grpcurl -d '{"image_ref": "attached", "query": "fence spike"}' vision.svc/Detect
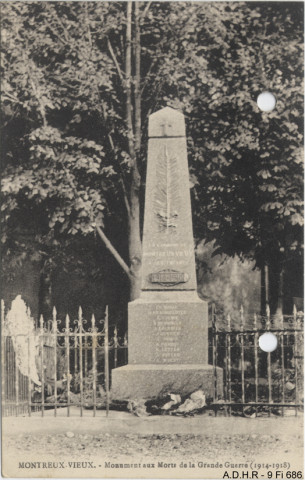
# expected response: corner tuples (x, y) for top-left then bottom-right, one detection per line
(1, 299), (5, 325)
(227, 314), (231, 331)
(293, 304), (297, 319)
(52, 307), (57, 333)
(65, 314), (70, 330)
(254, 313), (257, 330)
(114, 326), (118, 347)
(266, 303), (270, 318)
(294, 306), (301, 328)
(39, 314), (44, 331)
(78, 307), (83, 331)
(211, 303), (216, 329)
(266, 304), (271, 329)
(91, 313), (96, 329)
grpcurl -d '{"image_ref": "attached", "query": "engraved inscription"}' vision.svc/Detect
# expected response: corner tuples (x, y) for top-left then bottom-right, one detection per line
(148, 269), (189, 286)
(143, 241), (193, 269)
(154, 146), (180, 233)
(128, 300), (208, 365)
(150, 304), (184, 364)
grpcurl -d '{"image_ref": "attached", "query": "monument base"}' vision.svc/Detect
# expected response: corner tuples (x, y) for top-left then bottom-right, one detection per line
(111, 364), (223, 400)
(127, 291), (209, 364)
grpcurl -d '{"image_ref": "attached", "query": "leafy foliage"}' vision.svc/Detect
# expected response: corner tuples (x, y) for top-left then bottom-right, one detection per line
(1, 2), (303, 308)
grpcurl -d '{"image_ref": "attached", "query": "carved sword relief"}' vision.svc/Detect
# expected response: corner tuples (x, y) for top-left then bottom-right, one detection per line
(154, 145), (180, 233)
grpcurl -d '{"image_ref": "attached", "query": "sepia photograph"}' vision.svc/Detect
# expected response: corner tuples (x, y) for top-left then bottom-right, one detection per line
(1, 1), (304, 478)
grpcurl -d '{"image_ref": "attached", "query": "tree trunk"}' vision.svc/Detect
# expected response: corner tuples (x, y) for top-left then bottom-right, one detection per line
(128, 196), (142, 300)
(126, 1), (142, 301)
(134, 1), (141, 154)
(261, 264), (269, 315)
(275, 267), (284, 317)
(95, 2), (143, 301)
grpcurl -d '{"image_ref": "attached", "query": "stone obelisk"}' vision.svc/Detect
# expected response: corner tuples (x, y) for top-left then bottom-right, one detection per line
(111, 107), (222, 399)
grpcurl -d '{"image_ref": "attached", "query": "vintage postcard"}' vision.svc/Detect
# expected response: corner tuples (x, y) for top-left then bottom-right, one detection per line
(1, 1), (304, 479)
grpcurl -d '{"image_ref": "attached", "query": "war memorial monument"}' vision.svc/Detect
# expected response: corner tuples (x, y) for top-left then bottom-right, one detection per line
(112, 107), (223, 399)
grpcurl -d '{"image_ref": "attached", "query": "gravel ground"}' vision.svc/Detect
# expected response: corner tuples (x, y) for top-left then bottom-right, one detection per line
(3, 430), (303, 462)
(3, 413), (303, 478)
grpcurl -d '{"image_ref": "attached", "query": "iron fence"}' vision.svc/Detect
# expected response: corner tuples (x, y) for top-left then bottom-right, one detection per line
(2, 336), (30, 416)
(1, 303), (127, 417)
(210, 304), (304, 416)
(2, 300), (303, 417)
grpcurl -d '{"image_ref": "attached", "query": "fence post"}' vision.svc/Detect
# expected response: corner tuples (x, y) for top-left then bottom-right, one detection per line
(266, 304), (272, 416)
(280, 313), (285, 416)
(65, 314), (71, 417)
(104, 306), (110, 417)
(91, 314), (97, 418)
(40, 314), (45, 417)
(74, 324), (78, 376)
(240, 305), (245, 405)
(224, 318), (228, 413)
(212, 303), (218, 413)
(84, 336), (88, 378)
(227, 314), (232, 416)
(293, 304), (298, 416)
(114, 327), (118, 369)
(1, 300), (6, 416)
(15, 331), (19, 417)
(27, 330), (32, 417)
(254, 313), (259, 417)
(124, 333), (128, 364)
(52, 307), (57, 417)
(78, 306), (83, 417)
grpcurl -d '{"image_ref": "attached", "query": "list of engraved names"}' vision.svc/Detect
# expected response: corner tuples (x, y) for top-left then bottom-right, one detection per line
(151, 304), (184, 363)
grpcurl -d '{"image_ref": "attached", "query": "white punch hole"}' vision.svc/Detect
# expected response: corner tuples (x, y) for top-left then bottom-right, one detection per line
(259, 332), (278, 352)
(257, 91), (276, 112)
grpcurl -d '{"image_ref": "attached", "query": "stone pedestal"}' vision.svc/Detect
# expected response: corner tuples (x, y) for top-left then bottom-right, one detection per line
(111, 364), (222, 400)
(111, 292), (223, 399)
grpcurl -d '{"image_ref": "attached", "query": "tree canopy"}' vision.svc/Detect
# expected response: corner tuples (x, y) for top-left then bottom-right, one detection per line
(1, 1), (303, 313)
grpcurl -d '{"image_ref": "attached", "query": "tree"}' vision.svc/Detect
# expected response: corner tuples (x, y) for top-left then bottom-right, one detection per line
(185, 2), (304, 315)
(1, 2), (303, 314)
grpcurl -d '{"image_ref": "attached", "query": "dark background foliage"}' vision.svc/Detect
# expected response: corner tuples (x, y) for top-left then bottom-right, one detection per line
(1, 1), (303, 322)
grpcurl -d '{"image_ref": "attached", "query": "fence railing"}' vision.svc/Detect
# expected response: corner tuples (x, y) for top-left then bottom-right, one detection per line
(2, 300), (303, 417)
(2, 304), (127, 417)
(210, 304), (304, 416)
(2, 336), (31, 417)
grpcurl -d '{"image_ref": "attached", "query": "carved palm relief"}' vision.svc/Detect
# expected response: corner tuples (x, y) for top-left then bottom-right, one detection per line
(154, 145), (180, 233)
